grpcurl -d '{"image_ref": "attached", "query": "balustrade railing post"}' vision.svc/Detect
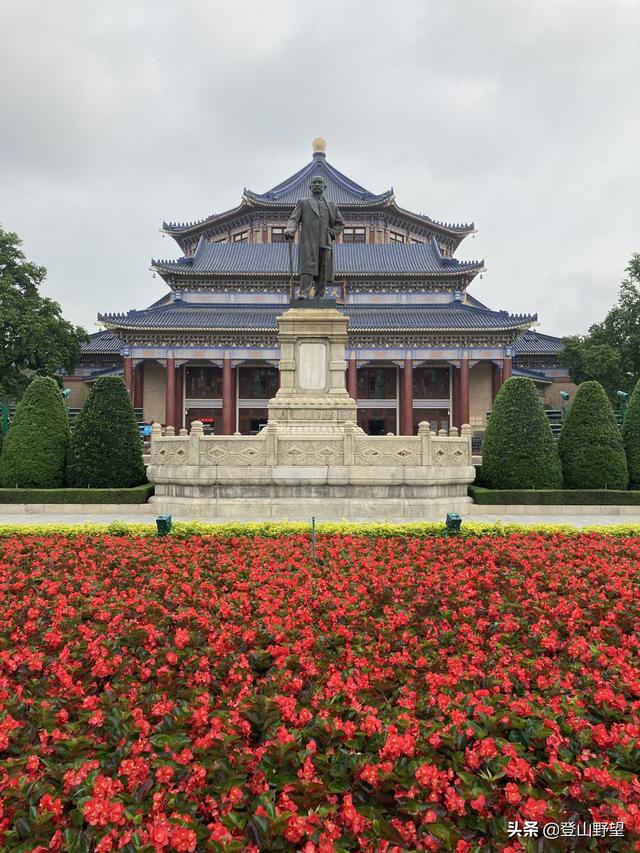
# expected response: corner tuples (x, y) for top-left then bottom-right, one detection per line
(189, 420), (203, 466)
(265, 420), (278, 466)
(418, 421), (431, 466)
(343, 420), (356, 466)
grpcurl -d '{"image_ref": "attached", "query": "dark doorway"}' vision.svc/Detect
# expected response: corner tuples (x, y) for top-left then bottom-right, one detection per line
(357, 408), (397, 435)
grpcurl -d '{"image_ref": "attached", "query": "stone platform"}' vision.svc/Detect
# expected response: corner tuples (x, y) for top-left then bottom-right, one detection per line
(147, 305), (475, 521)
(147, 419), (474, 520)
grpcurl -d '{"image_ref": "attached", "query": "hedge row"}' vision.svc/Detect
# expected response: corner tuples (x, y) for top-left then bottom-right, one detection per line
(1, 520), (640, 538)
(469, 485), (640, 505)
(0, 376), (146, 489)
(481, 377), (638, 490)
(0, 484), (154, 504)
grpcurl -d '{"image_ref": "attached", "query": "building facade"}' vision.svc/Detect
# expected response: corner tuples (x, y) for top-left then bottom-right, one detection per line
(72, 139), (571, 434)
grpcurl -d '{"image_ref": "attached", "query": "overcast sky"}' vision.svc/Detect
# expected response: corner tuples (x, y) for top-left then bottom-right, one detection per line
(1, 0), (639, 338)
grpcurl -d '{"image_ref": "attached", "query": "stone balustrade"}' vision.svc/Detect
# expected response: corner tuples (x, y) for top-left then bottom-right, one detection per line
(150, 420), (472, 470)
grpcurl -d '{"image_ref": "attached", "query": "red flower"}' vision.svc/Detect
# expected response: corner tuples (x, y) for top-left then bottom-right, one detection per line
(169, 826), (197, 852)
(504, 783), (522, 804)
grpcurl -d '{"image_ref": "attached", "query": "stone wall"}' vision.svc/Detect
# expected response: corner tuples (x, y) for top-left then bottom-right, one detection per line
(62, 377), (91, 408)
(543, 379), (578, 409)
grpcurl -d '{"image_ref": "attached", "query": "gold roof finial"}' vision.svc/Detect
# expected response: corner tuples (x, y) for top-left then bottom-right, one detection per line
(312, 137), (326, 154)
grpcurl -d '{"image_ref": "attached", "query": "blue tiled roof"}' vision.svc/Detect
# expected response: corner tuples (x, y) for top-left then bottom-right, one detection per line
(98, 302), (536, 333)
(514, 330), (563, 356)
(163, 154), (474, 235)
(153, 240), (483, 277)
(243, 152), (393, 207)
(81, 330), (122, 354)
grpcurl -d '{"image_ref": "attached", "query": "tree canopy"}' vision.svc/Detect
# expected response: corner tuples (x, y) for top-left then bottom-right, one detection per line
(0, 376), (70, 488)
(622, 379), (640, 488)
(558, 380), (628, 489)
(0, 225), (87, 402)
(66, 377), (146, 488)
(559, 254), (640, 400)
(480, 377), (562, 489)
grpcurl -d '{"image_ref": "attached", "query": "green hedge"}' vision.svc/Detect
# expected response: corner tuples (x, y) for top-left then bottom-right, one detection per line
(622, 378), (640, 487)
(558, 380), (628, 489)
(469, 485), (640, 505)
(0, 376), (70, 488)
(480, 377), (562, 489)
(1, 520), (640, 538)
(67, 376), (146, 488)
(0, 484), (154, 504)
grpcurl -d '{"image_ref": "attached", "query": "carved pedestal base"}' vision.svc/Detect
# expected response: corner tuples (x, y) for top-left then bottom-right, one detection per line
(147, 306), (476, 521)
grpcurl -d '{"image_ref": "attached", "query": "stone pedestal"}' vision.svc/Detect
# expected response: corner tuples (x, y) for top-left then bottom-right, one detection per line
(267, 306), (360, 433)
(147, 305), (475, 521)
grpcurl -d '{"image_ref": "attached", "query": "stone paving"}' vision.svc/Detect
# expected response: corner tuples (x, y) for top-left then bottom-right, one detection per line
(0, 511), (637, 528)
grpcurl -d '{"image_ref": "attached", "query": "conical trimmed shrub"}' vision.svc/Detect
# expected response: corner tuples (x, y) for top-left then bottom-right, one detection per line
(480, 377), (562, 489)
(66, 376), (146, 488)
(558, 380), (628, 489)
(622, 379), (640, 488)
(0, 376), (70, 488)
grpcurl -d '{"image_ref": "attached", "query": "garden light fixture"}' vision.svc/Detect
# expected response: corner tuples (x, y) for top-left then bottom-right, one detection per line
(445, 512), (462, 535)
(156, 515), (172, 535)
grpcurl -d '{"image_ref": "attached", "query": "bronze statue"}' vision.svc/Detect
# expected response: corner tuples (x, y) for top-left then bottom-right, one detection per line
(284, 175), (344, 299)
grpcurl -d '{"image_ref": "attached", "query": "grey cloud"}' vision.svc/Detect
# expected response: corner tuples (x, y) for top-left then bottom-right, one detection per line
(1, 0), (638, 336)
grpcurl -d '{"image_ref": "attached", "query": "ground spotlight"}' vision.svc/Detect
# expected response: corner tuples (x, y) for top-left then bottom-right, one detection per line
(156, 515), (172, 535)
(445, 512), (462, 536)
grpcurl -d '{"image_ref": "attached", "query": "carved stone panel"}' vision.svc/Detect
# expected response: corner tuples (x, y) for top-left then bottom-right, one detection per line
(431, 439), (470, 466)
(277, 439), (342, 466)
(154, 442), (189, 466)
(200, 439), (266, 466)
(298, 342), (327, 391)
(354, 437), (420, 467)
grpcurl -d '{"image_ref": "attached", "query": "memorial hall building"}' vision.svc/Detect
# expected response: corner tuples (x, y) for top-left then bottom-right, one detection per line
(72, 139), (571, 436)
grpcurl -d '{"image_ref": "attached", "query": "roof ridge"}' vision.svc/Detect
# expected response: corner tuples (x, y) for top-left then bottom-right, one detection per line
(244, 156), (393, 205)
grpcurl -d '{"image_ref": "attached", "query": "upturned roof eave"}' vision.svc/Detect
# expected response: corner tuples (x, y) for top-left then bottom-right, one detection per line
(161, 201), (249, 237)
(241, 191), (395, 207)
(162, 196), (476, 236)
(149, 265), (486, 280)
(389, 203), (475, 238)
(97, 319), (536, 335)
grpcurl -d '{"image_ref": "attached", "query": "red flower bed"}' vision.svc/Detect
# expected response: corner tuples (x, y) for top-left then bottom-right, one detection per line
(0, 532), (639, 851)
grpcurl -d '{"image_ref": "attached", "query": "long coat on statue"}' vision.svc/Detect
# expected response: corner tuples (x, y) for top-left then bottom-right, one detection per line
(286, 196), (345, 278)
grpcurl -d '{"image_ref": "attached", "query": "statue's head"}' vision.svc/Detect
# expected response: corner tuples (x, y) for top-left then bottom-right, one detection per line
(309, 175), (326, 195)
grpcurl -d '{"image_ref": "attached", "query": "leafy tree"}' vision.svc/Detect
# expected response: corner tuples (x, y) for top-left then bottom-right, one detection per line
(559, 254), (640, 399)
(481, 377), (562, 489)
(558, 380), (628, 489)
(0, 376), (70, 488)
(622, 379), (640, 488)
(67, 377), (146, 488)
(0, 225), (87, 401)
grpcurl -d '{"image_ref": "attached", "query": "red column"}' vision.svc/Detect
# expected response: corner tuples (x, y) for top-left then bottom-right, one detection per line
(503, 356), (513, 382)
(402, 358), (413, 435)
(230, 366), (237, 433)
(491, 362), (503, 401)
(459, 358), (470, 426)
(133, 362), (144, 409)
(174, 366), (184, 431)
(124, 356), (134, 400)
(347, 358), (357, 398)
(222, 358), (233, 435)
(165, 356), (175, 427)
(451, 366), (460, 429)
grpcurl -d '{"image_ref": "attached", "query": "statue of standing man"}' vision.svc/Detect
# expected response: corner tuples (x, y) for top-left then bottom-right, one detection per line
(284, 175), (344, 299)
